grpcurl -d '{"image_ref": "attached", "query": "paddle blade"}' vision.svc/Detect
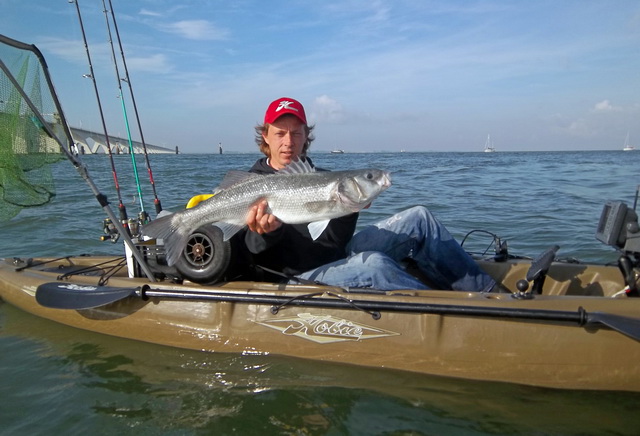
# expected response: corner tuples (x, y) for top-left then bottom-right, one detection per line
(588, 311), (640, 342)
(36, 282), (137, 309)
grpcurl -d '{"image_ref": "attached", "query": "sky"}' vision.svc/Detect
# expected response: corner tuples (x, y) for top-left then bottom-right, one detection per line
(2, 0), (640, 153)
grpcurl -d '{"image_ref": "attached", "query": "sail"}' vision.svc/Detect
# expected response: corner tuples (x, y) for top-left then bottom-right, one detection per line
(623, 132), (634, 151)
(0, 35), (66, 221)
(483, 134), (495, 152)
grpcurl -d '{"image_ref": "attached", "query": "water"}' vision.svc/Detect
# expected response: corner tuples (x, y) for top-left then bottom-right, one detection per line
(2, 151), (640, 435)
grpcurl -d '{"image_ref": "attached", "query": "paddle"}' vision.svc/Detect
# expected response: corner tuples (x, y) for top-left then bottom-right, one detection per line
(35, 282), (640, 341)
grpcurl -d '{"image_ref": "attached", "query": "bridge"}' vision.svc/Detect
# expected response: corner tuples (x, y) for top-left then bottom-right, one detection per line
(70, 126), (177, 154)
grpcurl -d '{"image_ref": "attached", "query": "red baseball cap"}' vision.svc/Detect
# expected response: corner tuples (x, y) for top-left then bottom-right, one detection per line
(264, 97), (307, 124)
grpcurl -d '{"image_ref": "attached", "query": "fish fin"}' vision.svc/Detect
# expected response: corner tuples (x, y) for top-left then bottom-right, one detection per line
(141, 214), (176, 242)
(142, 214), (190, 266)
(214, 222), (246, 241)
(216, 171), (262, 190)
(307, 220), (330, 240)
(279, 158), (315, 174)
(156, 209), (173, 218)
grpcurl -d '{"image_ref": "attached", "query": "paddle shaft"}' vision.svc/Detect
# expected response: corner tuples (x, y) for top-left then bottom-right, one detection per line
(142, 288), (640, 340)
(142, 288), (587, 324)
(35, 282), (640, 340)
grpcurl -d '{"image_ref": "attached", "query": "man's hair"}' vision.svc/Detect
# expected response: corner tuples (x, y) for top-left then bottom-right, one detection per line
(254, 119), (315, 158)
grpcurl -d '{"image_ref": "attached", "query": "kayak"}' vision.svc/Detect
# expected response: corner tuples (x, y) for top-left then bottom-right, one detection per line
(1, 251), (638, 392)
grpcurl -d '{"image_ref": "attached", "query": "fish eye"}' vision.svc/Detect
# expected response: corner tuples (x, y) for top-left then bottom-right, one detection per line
(365, 172), (374, 180)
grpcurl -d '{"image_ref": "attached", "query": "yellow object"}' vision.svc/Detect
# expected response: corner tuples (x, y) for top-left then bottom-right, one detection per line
(186, 194), (214, 209)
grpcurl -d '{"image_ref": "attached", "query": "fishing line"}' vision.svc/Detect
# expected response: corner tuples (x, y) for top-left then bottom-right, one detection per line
(70, 0), (129, 229)
(107, 0), (163, 216)
(100, 0), (147, 222)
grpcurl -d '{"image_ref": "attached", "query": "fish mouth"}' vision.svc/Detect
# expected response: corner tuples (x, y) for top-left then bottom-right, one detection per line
(381, 171), (392, 188)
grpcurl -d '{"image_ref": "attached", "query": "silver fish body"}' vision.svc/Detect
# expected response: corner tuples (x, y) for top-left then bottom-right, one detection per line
(142, 161), (391, 266)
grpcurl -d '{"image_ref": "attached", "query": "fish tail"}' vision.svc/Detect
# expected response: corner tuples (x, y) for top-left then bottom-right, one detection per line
(141, 214), (190, 266)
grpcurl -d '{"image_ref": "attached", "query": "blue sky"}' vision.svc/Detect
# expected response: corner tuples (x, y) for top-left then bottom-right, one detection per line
(2, 0), (640, 153)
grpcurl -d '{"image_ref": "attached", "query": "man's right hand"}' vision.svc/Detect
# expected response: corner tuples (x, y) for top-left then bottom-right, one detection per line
(247, 200), (283, 234)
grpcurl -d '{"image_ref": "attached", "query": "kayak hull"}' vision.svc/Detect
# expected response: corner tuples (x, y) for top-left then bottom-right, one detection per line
(1, 255), (638, 391)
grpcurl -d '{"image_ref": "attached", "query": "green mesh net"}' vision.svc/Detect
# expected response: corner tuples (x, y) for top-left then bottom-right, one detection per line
(0, 36), (66, 221)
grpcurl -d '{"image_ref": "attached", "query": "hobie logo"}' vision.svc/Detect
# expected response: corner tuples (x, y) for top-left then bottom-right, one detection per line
(59, 284), (97, 291)
(276, 100), (299, 113)
(256, 313), (400, 344)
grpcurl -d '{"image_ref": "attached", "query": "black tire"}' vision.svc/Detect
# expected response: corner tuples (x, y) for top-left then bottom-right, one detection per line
(175, 225), (231, 284)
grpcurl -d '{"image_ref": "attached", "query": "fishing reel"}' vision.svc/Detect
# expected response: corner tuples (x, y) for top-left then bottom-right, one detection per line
(100, 218), (120, 243)
(127, 211), (150, 239)
(100, 211), (149, 243)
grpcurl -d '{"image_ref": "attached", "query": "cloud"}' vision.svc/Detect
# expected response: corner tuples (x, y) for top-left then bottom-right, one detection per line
(38, 37), (91, 64)
(312, 95), (347, 123)
(126, 54), (171, 73)
(592, 99), (622, 112)
(164, 20), (229, 41)
(139, 9), (162, 17)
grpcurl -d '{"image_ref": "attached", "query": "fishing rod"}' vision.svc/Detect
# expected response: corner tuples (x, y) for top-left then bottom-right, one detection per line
(100, 0), (148, 222)
(107, 0), (163, 215)
(70, 0), (129, 230)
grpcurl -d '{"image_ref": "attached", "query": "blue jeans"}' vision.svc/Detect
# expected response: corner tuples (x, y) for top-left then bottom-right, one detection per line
(294, 206), (495, 292)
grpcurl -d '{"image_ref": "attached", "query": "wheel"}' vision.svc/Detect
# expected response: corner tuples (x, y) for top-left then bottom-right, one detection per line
(175, 224), (231, 284)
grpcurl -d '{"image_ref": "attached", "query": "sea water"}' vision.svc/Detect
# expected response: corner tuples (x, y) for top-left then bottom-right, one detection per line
(1, 151), (640, 435)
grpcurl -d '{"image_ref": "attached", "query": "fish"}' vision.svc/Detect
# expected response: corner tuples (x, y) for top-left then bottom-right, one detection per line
(142, 159), (392, 266)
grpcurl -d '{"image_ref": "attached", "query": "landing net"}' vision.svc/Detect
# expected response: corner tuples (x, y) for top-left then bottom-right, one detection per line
(0, 34), (157, 280)
(0, 35), (67, 221)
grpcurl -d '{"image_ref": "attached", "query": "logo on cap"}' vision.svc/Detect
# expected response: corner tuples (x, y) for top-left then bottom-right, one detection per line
(276, 100), (299, 113)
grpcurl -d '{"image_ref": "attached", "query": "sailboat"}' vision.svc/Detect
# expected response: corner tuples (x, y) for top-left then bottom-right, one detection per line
(623, 132), (635, 151)
(484, 134), (496, 152)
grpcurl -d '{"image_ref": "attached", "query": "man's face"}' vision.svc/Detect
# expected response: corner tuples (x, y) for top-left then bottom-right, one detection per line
(263, 115), (307, 170)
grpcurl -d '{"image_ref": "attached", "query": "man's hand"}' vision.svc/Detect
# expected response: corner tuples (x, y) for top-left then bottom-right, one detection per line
(247, 200), (282, 234)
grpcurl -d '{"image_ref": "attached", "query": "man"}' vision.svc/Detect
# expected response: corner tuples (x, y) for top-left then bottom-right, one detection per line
(229, 97), (496, 292)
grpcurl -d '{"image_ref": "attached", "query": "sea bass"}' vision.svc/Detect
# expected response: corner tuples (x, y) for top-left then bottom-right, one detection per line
(142, 159), (392, 266)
